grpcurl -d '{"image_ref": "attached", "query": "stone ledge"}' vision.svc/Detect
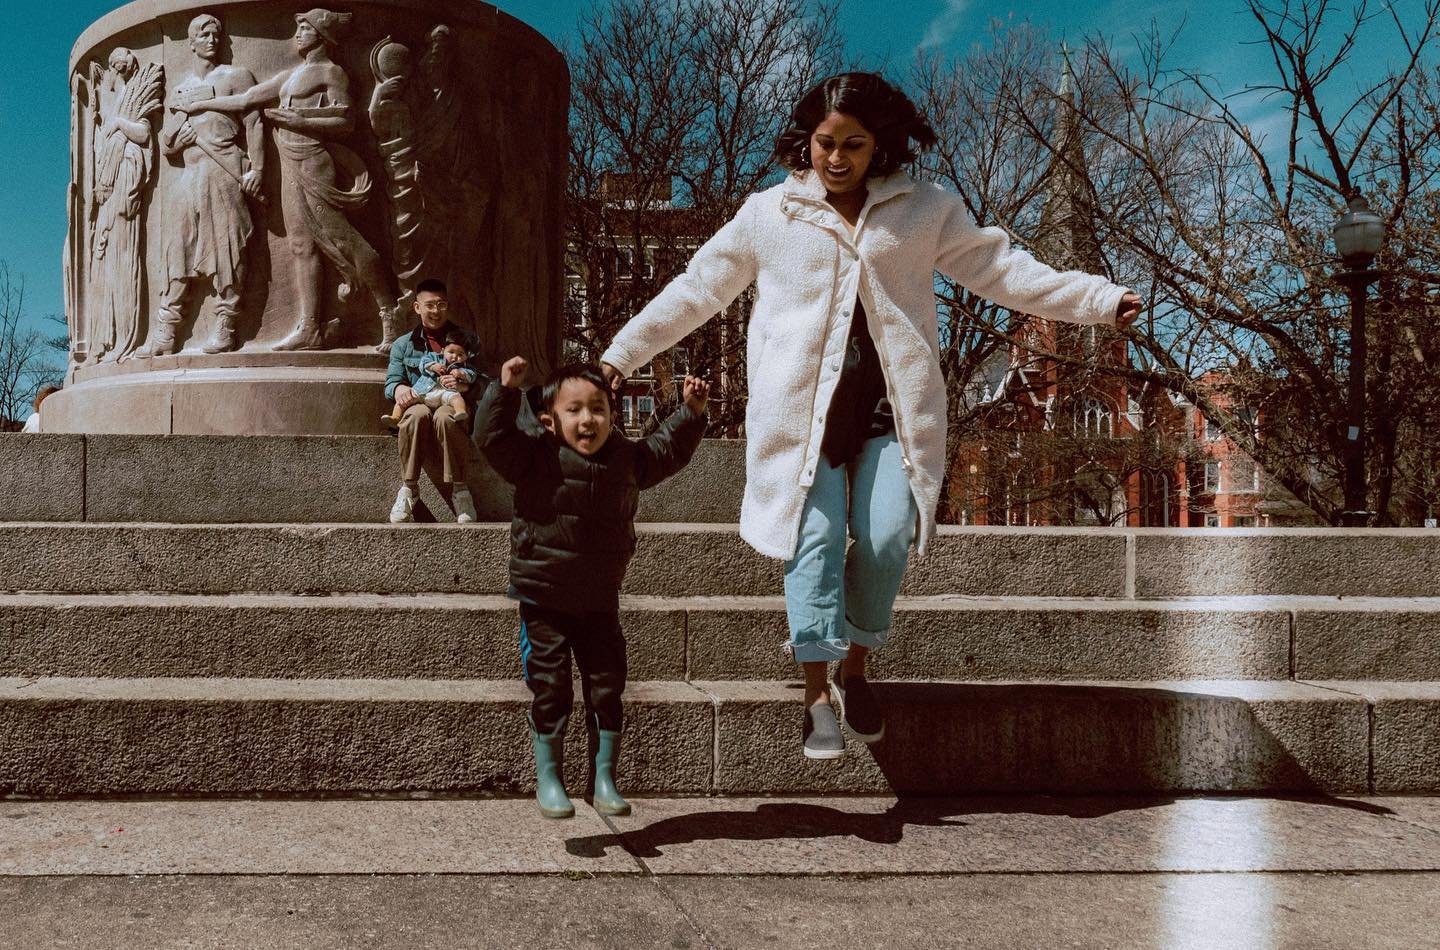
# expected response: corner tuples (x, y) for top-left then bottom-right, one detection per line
(1306, 681), (1440, 793)
(1294, 606), (1440, 680)
(0, 435), (85, 521)
(0, 592), (1313, 682)
(1135, 530), (1440, 597)
(0, 524), (1122, 598)
(0, 677), (1381, 796)
(0, 678), (713, 798)
(0, 433), (745, 525)
(696, 679), (1371, 795)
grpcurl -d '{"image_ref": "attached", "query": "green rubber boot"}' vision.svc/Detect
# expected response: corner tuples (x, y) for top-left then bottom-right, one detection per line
(591, 726), (632, 817)
(530, 726), (575, 820)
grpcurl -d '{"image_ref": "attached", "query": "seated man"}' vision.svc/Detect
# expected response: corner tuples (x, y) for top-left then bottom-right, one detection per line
(383, 278), (488, 523)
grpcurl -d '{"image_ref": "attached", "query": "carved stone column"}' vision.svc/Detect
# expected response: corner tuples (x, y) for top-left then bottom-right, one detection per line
(46, 0), (565, 435)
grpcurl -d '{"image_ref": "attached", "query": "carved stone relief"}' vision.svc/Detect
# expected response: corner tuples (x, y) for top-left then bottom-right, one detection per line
(88, 50), (164, 363)
(63, 1), (563, 374)
(141, 13), (265, 357)
(181, 9), (404, 352)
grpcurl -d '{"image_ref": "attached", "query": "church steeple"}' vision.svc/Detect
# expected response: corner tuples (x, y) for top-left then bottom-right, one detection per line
(1036, 44), (1103, 274)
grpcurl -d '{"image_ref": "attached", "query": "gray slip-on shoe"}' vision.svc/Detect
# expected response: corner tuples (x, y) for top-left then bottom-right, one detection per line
(832, 667), (885, 744)
(803, 702), (845, 760)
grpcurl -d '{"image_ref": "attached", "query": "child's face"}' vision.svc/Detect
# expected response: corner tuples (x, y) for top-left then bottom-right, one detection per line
(443, 343), (467, 364)
(542, 378), (614, 456)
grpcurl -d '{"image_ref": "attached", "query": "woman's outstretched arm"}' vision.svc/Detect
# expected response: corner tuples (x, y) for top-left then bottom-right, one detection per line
(601, 196), (759, 381)
(932, 184), (1131, 327)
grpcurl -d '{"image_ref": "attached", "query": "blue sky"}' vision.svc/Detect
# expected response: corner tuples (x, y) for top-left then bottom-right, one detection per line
(0, 0), (1428, 332)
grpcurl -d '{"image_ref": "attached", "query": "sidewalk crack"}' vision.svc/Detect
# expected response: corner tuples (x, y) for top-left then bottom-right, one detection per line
(600, 813), (718, 950)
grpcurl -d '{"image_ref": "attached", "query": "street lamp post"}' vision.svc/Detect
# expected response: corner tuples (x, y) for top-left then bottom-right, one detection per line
(1332, 193), (1387, 527)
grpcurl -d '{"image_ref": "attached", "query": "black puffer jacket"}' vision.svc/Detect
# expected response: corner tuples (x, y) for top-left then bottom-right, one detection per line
(476, 380), (707, 612)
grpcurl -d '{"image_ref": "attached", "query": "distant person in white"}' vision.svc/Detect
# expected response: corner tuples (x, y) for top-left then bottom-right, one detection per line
(21, 386), (60, 433)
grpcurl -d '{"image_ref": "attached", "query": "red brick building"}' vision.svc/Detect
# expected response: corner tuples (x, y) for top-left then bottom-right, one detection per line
(946, 60), (1298, 528)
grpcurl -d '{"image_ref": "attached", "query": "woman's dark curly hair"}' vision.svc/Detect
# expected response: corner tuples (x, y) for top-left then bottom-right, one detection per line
(773, 72), (937, 178)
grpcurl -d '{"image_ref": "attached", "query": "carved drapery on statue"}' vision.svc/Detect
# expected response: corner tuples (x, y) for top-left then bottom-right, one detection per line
(145, 12), (264, 357)
(56, 0), (564, 437)
(367, 24), (490, 330)
(89, 52), (162, 362)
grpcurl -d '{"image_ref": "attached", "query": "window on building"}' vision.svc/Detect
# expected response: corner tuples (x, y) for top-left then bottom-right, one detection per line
(1008, 472), (1032, 526)
(637, 395), (654, 419)
(615, 247), (636, 278)
(1079, 397), (1112, 438)
(1230, 456), (1259, 493)
(1204, 512), (1221, 528)
(1232, 515), (1257, 527)
(1205, 461), (1221, 494)
(1126, 396), (1144, 431)
(1236, 406), (1258, 437)
(1205, 416), (1222, 441)
(620, 396), (634, 428)
(1141, 470), (1172, 527)
(672, 347), (690, 377)
(633, 361), (654, 379)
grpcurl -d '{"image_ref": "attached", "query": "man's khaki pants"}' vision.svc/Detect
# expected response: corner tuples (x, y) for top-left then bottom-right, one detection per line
(398, 402), (469, 486)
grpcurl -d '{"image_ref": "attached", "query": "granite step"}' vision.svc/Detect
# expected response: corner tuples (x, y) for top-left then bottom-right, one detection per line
(3, 523), (1439, 599)
(5, 592), (1440, 682)
(0, 523), (1128, 598)
(1, 677), (1435, 796)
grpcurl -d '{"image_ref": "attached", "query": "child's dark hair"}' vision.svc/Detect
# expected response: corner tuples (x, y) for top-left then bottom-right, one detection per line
(773, 72), (937, 178)
(443, 330), (468, 350)
(541, 362), (615, 411)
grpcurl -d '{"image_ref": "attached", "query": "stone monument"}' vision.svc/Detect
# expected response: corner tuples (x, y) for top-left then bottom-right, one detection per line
(47, 1), (566, 435)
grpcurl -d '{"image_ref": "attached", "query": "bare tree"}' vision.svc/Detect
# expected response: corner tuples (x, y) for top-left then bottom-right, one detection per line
(564, 0), (842, 434)
(0, 261), (64, 429)
(915, 2), (1440, 525)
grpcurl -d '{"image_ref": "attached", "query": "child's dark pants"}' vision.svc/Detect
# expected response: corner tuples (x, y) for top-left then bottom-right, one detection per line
(519, 602), (627, 736)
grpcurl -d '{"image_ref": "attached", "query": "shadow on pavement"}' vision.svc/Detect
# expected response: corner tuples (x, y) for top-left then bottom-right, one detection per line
(565, 792), (1394, 860)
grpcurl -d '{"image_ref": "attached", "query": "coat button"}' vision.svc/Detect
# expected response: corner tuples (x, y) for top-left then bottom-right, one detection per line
(829, 360), (840, 371)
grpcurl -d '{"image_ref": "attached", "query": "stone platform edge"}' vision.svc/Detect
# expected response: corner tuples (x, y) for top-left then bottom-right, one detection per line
(0, 433), (747, 525)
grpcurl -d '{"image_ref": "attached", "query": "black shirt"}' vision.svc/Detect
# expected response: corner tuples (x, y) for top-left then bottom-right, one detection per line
(820, 298), (895, 467)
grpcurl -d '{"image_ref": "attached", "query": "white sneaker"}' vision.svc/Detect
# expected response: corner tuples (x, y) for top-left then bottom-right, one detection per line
(389, 485), (417, 523)
(452, 486), (477, 524)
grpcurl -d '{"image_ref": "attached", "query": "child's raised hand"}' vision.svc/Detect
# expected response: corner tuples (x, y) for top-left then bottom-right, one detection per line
(500, 356), (528, 389)
(683, 376), (710, 414)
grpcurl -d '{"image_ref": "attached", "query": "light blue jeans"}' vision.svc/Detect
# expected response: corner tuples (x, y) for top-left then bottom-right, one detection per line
(783, 433), (917, 663)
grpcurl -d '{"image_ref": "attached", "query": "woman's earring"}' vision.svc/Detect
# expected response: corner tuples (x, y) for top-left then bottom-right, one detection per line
(800, 145), (811, 167)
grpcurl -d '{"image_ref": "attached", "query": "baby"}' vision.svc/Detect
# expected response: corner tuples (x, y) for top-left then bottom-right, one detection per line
(382, 339), (476, 427)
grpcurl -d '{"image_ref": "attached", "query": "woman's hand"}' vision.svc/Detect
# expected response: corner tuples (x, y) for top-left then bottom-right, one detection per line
(601, 361), (625, 394)
(1115, 292), (1143, 329)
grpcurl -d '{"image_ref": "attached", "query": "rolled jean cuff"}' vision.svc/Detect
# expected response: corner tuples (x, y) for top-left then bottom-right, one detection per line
(785, 635), (851, 664)
(844, 617), (890, 651)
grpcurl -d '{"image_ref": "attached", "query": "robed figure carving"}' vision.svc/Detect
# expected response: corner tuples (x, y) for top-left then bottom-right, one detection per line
(368, 25), (490, 341)
(87, 49), (162, 363)
(181, 8), (403, 351)
(141, 13), (265, 357)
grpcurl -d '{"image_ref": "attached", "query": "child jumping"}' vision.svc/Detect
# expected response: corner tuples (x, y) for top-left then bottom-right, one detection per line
(476, 357), (709, 818)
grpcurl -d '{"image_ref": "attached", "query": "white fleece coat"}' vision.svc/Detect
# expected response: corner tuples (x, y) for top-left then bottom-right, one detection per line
(602, 170), (1130, 560)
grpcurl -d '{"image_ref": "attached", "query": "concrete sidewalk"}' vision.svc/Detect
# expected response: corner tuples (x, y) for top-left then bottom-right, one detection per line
(4, 795), (1439, 949)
